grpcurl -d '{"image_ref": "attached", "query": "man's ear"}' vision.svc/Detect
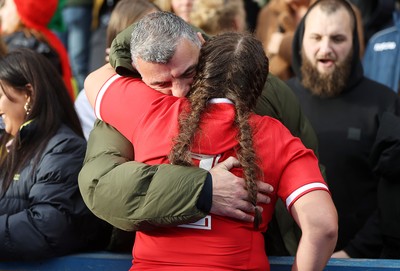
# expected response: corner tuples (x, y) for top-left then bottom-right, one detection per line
(197, 32), (206, 45)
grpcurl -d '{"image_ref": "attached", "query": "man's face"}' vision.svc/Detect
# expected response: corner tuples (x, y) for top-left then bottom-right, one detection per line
(135, 38), (200, 98)
(302, 6), (353, 75)
(301, 47), (352, 97)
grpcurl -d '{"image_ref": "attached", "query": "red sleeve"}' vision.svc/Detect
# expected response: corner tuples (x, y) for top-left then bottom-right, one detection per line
(254, 116), (329, 212)
(94, 75), (164, 140)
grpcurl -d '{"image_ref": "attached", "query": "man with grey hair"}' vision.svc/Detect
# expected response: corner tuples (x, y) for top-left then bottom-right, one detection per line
(79, 11), (322, 256)
(128, 11), (202, 98)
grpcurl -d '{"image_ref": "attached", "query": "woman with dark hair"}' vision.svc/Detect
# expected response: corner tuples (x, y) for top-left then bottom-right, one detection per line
(86, 31), (337, 270)
(0, 49), (110, 260)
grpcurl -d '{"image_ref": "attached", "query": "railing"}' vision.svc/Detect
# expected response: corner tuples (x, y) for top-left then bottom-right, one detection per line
(1, 253), (400, 270)
(270, 256), (400, 271)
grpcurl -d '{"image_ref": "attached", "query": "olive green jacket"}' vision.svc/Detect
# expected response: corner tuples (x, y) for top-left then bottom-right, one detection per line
(79, 119), (209, 232)
(78, 23), (323, 254)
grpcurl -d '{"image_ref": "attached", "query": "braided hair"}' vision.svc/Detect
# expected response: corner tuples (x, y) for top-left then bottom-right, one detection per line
(169, 32), (269, 229)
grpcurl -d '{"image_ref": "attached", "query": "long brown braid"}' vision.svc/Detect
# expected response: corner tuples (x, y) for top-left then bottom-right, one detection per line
(169, 32), (269, 229)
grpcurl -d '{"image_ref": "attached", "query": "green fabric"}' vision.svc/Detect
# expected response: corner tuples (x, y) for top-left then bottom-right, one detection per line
(78, 120), (208, 232)
(108, 23), (138, 77)
(65, 0), (94, 6)
(48, 0), (67, 33)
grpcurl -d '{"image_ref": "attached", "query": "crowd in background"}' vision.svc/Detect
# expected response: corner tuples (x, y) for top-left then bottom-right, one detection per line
(0, 0), (400, 267)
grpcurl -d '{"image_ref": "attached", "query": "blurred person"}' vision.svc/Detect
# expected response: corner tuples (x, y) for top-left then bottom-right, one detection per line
(87, 0), (119, 72)
(255, 0), (364, 80)
(151, 0), (194, 22)
(244, 0), (262, 32)
(75, 0), (159, 140)
(104, 0), (159, 62)
(58, 0), (94, 91)
(255, 0), (310, 80)
(370, 112), (400, 259)
(287, 0), (400, 258)
(363, 9), (400, 94)
(0, 49), (111, 261)
(349, 0), (396, 45)
(86, 29), (337, 270)
(189, 0), (247, 36)
(0, 0), (76, 100)
(187, 0), (261, 33)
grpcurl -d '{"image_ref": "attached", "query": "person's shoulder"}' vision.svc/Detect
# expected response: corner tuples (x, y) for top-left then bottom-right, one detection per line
(263, 74), (296, 97)
(361, 76), (397, 96)
(369, 25), (399, 43)
(355, 77), (399, 106)
(365, 24), (399, 57)
(47, 125), (86, 152)
(37, 125), (86, 176)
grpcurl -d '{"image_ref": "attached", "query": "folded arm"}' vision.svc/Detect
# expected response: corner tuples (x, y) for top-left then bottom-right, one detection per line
(78, 120), (211, 231)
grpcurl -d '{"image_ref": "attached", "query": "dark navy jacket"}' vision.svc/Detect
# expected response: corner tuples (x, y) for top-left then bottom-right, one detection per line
(0, 124), (110, 261)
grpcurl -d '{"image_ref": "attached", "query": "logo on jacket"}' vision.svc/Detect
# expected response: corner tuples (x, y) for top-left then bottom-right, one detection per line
(374, 41), (396, 52)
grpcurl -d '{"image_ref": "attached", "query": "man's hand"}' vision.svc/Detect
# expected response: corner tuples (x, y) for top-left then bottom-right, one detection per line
(209, 156), (273, 222)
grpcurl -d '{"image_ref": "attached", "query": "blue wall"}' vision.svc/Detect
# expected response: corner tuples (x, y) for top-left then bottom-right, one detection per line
(1, 253), (400, 270)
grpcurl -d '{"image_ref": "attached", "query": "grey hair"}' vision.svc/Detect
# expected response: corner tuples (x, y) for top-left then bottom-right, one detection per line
(130, 11), (202, 65)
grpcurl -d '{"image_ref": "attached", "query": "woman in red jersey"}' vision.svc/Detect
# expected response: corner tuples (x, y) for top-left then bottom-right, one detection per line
(86, 30), (337, 270)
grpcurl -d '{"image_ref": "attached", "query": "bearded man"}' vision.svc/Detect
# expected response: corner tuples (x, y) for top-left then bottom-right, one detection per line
(287, 0), (400, 259)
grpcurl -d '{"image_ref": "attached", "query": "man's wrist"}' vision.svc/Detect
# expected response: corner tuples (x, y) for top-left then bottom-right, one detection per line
(195, 172), (212, 213)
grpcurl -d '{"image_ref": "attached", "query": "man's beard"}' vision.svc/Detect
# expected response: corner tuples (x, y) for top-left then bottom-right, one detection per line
(300, 49), (353, 97)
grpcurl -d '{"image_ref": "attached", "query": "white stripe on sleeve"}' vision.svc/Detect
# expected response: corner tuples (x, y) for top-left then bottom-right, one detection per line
(286, 182), (329, 209)
(94, 74), (121, 120)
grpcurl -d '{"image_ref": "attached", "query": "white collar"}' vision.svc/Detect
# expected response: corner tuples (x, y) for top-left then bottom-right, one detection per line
(208, 98), (233, 104)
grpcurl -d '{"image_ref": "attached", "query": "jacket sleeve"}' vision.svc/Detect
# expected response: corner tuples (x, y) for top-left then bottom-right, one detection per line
(344, 112), (400, 258)
(370, 111), (400, 180)
(108, 23), (140, 77)
(0, 133), (88, 260)
(78, 120), (209, 232)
